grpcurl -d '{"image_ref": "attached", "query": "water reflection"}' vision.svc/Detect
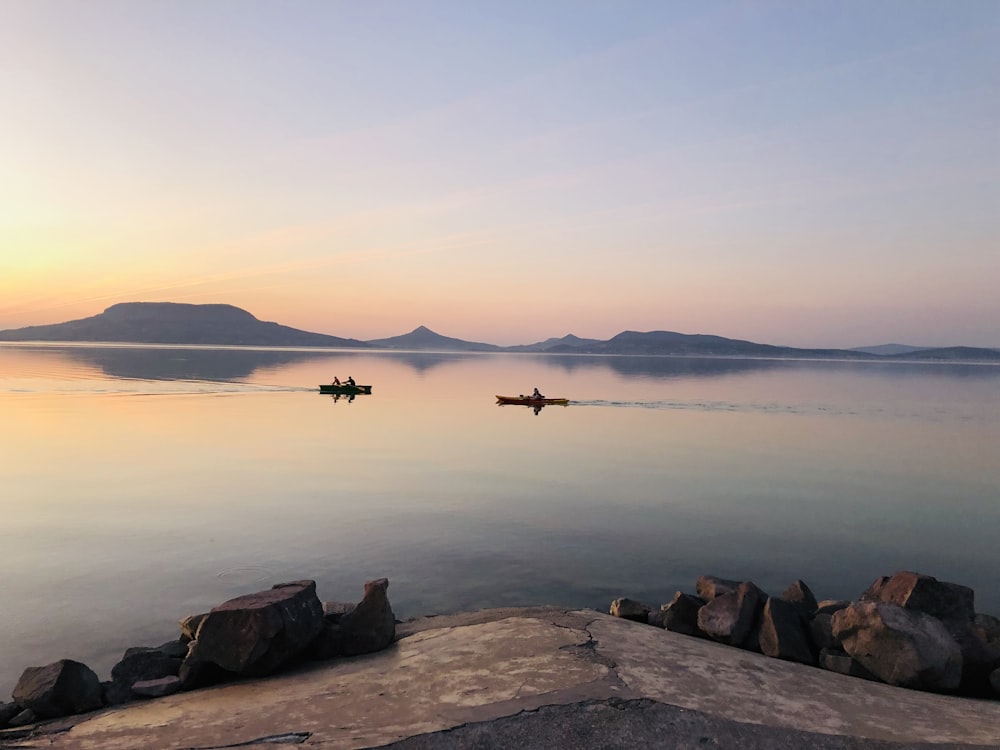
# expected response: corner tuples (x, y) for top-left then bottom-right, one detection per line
(5, 344), (999, 385)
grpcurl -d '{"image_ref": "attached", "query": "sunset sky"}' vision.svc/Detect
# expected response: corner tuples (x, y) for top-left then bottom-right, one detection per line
(2, 0), (998, 347)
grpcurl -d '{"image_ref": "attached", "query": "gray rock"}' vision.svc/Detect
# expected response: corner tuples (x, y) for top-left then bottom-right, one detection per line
(0, 701), (21, 727)
(780, 579), (818, 616)
(697, 581), (764, 647)
(106, 646), (183, 705)
(808, 612), (839, 652)
(818, 648), (879, 681)
(309, 578), (396, 659)
(646, 608), (666, 628)
(12, 659), (103, 719)
(974, 613), (1000, 647)
(661, 592), (705, 637)
(131, 676), (182, 698)
(695, 575), (741, 601)
(832, 601), (963, 692)
(184, 579), (324, 677)
(609, 598), (651, 623)
(759, 597), (815, 665)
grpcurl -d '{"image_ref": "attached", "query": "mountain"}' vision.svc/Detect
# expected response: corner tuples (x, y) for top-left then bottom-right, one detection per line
(540, 330), (865, 359)
(852, 343), (929, 356)
(505, 334), (604, 353)
(364, 325), (501, 351)
(3, 304), (998, 360)
(0, 302), (367, 348)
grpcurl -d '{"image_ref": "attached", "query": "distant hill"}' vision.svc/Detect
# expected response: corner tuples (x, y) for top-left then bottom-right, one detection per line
(364, 325), (501, 351)
(3, 304), (998, 360)
(852, 343), (929, 356)
(887, 346), (1000, 362)
(505, 334), (603, 353)
(0, 302), (367, 348)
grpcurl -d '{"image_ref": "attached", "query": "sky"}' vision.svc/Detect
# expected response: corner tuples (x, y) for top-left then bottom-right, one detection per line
(1, 1), (998, 348)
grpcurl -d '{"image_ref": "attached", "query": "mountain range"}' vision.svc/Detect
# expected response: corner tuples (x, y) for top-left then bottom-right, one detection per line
(1, 302), (998, 362)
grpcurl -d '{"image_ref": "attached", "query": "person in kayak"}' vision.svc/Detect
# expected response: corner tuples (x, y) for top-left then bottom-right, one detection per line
(531, 387), (544, 400)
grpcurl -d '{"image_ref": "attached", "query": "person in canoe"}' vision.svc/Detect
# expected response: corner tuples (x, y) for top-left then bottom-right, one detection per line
(531, 387), (544, 400)
(332, 376), (341, 386)
(346, 376), (356, 387)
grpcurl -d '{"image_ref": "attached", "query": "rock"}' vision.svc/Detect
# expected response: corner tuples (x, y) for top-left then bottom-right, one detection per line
(647, 608), (667, 628)
(808, 613), (839, 652)
(945, 620), (1000, 696)
(661, 592), (705, 637)
(991, 667), (1000, 696)
(974, 613), (1000, 647)
(780, 580), (818, 616)
(818, 649), (879, 681)
(131, 676), (182, 698)
(184, 580), (324, 677)
(832, 602), (963, 692)
(759, 597), (815, 665)
(12, 659), (103, 719)
(7, 708), (37, 728)
(0, 701), (21, 727)
(815, 600), (850, 615)
(874, 571), (975, 623)
(860, 576), (890, 602)
(309, 578), (396, 659)
(695, 575), (741, 601)
(179, 612), (208, 641)
(609, 598), (651, 623)
(106, 646), (183, 705)
(697, 581), (764, 647)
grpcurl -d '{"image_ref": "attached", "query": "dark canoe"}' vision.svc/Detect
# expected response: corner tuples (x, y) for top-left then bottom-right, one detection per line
(496, 395), (569, 406)
(319, 384), (372, 395)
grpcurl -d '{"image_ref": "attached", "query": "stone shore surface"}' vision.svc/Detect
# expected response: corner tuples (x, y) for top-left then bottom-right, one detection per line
(2, 607), (999, 750)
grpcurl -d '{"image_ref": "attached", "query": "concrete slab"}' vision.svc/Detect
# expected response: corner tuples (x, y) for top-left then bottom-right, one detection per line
(1, 608), (998, 750)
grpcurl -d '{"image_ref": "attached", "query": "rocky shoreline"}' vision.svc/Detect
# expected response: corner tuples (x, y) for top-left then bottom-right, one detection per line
(2, 570), (999, 735)
(610, 570), (1000, 698)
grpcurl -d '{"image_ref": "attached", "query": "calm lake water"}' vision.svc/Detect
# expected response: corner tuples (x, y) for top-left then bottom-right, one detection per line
(2, 343), (999, 695)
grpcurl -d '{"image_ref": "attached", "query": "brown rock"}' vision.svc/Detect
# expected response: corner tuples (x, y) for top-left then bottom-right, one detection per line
(759, 597), (815, 665)
(780, 579), (818, 615)
(131, 676), (182, 698)
(875, 571), (975, 623)
(695, 575), (741, 601)
(661, 592), (705, 637)
(185, 580), (324, 677)
(12, 659), (103, 719)
(609, 598), (651, 623)
(309, 578), (396, 659)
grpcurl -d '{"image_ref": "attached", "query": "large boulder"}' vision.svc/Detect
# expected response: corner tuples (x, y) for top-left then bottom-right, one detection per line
(695, 575), (741, 601)
(832, 602), (963, 692)
(661, 592), (705, 637)
(759, 597), (815, 665)
(697, 581), (764, 647)
(184, 580), (324, 677)
(974, 613), (1000, 647)
(309, 578), (396, 659)
(872, 571), (975, 623)
(12, 659), (103, 719)
(808, 613), (840, 652)
(818, 649), (879, 681)
(780, 580), (818, 616)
